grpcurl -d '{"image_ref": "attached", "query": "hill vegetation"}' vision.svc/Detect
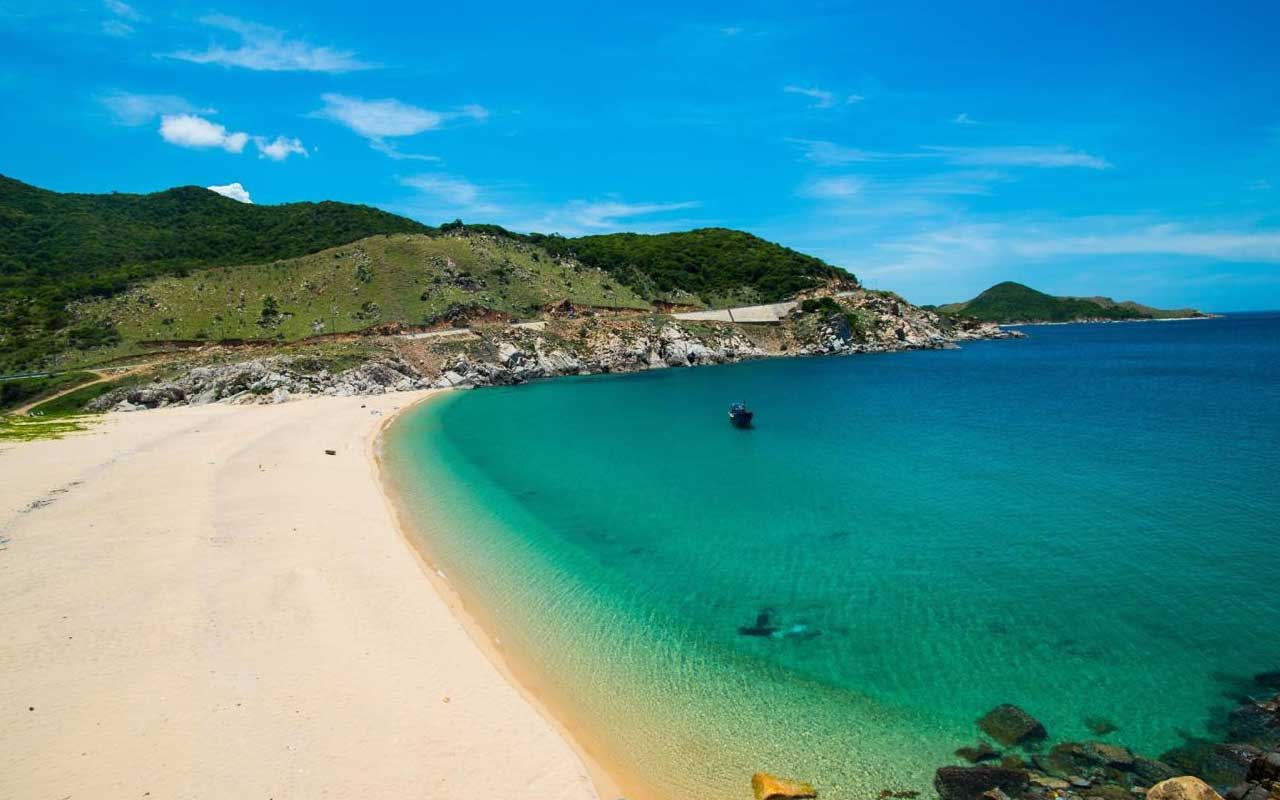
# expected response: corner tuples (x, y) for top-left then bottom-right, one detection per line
(936, 282), (1207, 323)
(528, 228), (850, 306)
(0, 175), (430, 368)
(73, 233), (651, 347)
(0, 175), (854, 371)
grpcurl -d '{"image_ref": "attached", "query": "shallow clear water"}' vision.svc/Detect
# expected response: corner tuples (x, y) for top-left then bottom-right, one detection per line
(383, 313), (1280, 800)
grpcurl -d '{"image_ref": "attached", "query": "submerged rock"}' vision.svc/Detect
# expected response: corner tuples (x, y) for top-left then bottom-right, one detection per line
(752, 771), (817, 800)
(1131, 758), (1182, 786)
(1147, 776), (1225, 800)
(1086, 717), (1122, 736)
(934, 766), (1029, 800)
(978, 705), (1048, 748)
(956, 741), (1002, 764)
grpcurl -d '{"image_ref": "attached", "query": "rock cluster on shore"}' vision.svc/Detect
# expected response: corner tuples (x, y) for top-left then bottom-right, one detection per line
(930, 673), (1279, 800)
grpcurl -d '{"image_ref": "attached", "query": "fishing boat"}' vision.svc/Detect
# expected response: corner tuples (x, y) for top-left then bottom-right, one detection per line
(728, 401), (754, 428)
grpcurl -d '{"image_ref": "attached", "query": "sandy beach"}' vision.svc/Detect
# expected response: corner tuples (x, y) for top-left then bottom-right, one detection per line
(0, 392), (599, 800)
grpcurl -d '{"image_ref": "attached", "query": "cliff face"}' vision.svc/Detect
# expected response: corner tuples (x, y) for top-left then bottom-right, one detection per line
(87, 290), (1020, 411)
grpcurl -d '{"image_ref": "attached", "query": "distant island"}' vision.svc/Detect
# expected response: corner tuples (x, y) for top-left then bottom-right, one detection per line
(931, 281), (1212, 324)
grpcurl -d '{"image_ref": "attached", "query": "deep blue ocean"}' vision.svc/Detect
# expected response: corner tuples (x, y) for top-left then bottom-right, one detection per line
(384, 313), (1280, 800)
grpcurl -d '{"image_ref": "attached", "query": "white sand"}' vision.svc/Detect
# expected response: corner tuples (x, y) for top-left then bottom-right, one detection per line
(0, 393), (599, 800)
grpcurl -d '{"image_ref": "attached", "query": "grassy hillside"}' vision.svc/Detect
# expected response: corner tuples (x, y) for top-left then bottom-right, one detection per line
(0, 175), (430, 368)
(72, 233), (651, 347)
(531, 228), (851, 306)
(937, 281), (1205, 323)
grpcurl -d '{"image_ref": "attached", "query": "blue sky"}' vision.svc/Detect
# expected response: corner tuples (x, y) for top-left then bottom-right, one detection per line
(1, 0), (1278, 310)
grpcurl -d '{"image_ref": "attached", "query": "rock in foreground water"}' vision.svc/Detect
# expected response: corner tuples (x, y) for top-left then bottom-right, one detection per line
(752, 772), (817, 800)
(1147, 776), (1225, 800)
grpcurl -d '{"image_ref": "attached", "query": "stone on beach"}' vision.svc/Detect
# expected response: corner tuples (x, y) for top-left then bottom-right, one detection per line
(1146, 776), (1225, 800)
(977, 705), (1048, 747)
(752, 771), (817, 800)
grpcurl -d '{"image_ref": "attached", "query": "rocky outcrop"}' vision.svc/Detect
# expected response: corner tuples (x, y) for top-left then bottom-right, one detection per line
(88, 291), (1022, 411)
(752, 772), (818, 800)
(428, 321), (767, 389)
(88, 356), (430, 412)
(929, 687), (1280, 800)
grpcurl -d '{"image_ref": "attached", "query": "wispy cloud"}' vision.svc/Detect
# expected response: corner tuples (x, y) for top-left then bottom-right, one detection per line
(100, 0), (141, 36)
(925, 145), (1112, 170)
(168, 15), (372, 72)
(783, 85), (861, 109)
(159, 114), (248, 153)
(799, 176), (866, 199)
(398, 175), (698, 235)
(400, 174), (500, 214)
(855, 220), (1280, 285)
(549, 200), (701, 232)
(315, 94), (487, 159)
(207, 182), (251, 203)
(787, 138), (888, 166)
(952, 112), (979, 126)
(789, 139), (1111, 170)
(101, 91), (208, 126)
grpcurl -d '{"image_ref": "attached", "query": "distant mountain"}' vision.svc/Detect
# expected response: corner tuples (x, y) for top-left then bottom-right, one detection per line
(935, 281), (1209, 323)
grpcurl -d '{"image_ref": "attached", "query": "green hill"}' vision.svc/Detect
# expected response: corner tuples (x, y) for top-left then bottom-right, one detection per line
(74, 232), (651, 346)
(0, 175), (429, 367)
(936, 281), (1207, 323)
(0, 176), (855, 371)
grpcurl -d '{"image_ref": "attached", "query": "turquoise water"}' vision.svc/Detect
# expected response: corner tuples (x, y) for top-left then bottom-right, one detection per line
(383, 313), (1280, 800)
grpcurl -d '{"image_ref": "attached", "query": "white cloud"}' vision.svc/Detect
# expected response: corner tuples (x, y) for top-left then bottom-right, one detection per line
(953, 112), (979, 125)
(254, 135), (307, 161)
(101, 91), (206, 126)
(159, 114), (248, 153)
(720, 26), (743, 36)
(207, 182), (252, 203)
(315, 94), (488, 158)
(169, 15), (372, 73)
(926, 145), (1112, 170)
